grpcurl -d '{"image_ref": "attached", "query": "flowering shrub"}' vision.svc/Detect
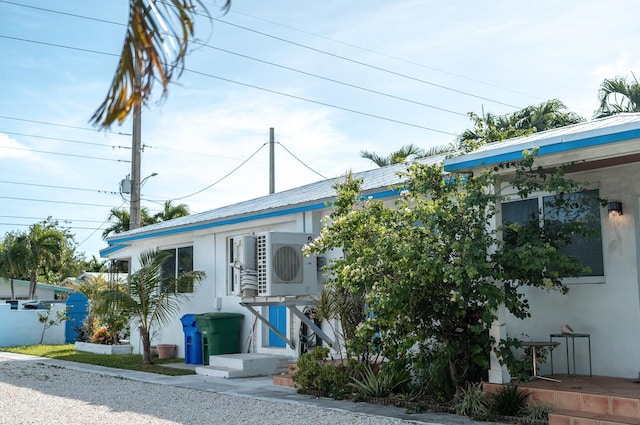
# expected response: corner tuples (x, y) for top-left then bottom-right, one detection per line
(306, 152), (600, 391)
(91, 326), (116, 345)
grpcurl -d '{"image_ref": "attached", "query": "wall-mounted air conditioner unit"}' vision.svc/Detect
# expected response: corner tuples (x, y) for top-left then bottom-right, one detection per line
(256, 231), (320, 297)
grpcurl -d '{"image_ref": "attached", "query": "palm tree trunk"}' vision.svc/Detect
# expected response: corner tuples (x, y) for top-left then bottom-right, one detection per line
(29, 270), (37, 299)
(140, 326), (152, 364)
(10, 277), (15, 300)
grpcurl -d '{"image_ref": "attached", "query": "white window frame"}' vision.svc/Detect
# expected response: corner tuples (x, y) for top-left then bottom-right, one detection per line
(500, 188), (605, 284)
(160, 245), (195, 293)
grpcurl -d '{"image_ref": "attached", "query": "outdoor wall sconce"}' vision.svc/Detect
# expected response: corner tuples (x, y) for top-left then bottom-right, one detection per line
(608, 201), (623, 216)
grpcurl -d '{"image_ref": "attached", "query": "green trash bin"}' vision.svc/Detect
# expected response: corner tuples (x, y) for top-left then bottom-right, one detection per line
(195, 312), (244, 365)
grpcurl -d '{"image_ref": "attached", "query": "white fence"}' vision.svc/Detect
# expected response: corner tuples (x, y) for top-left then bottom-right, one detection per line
(0, 302), (66, 347)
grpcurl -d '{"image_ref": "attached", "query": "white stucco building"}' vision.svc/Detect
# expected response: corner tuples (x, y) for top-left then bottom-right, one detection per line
(101, 113), (640, 380)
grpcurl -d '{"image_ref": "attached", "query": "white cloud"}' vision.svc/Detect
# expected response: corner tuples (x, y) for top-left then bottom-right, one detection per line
(0, 133), (32, 159)
(593, 52), (640, 84)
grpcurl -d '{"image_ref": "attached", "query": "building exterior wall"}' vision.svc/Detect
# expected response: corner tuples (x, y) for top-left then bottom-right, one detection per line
(0, 302), (66, 347)
(118, 210), (332, 360)
(0, 281), (60, 301)
(499, 163), (640, 380)
(104, 125), (640, 378)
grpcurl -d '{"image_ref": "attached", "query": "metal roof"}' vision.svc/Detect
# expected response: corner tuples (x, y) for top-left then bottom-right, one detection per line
(444, 113), (640, 171)
(104, 154), (447, 247)
(0, 278), (74, 294)
(102, 114), (640, 254)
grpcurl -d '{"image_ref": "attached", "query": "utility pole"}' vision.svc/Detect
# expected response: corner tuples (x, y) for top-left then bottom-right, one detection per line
(129, 64), (142, 230)
(269, 127), (275, 194)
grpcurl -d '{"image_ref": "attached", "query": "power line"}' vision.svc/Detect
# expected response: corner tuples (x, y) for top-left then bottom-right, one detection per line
(168, 142), (269, 201)
(1, 2), (495, 130)
(0, 222), (106, 231)
(0, 195), (117, 208)
(0, 144), (130, 163)
(0, 0), (126, 27)
(0, 115), (131, 137)
(212, 19), (523, 110)
(0, 215), (104, 223)
(3, 0), (525, 112)
(227, 8), (547, 103)
(142, 143), (249, 161)
(1, 33), (456, 135)
(0, 179), (119, 196)
(1, 116), (246, 160)
(77, 200), (127, 247)
(274, 140), (327, 180)
(1, 130), (131, 150)
(197, 42), (468, 117)
(186, 68), (457, 135)
(0, 34), (117, 58)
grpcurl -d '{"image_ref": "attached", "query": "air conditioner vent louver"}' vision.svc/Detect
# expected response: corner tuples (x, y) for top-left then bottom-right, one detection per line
(255, 232), (321, 297)
(273, 244), (302, 282)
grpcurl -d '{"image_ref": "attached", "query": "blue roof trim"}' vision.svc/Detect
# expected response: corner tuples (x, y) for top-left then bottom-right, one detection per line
(104, 188), (399, 248)
(99, 244), (128, 257)
(444, 128), (640, 171)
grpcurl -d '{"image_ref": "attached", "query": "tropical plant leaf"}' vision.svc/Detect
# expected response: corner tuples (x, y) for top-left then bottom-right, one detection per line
(91, 0), (231, 128)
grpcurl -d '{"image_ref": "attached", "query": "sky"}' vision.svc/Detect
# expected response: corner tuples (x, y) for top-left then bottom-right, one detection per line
(0, 0), (639, 263)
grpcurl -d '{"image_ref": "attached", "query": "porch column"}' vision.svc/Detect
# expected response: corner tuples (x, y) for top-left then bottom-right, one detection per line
(489, 304), (511, 384)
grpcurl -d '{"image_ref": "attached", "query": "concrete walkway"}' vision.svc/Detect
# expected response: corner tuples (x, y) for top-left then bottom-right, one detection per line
(0, 351), (487, 425)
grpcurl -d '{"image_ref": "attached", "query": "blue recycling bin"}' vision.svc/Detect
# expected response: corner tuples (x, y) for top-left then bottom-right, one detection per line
(180, 314), (203, 365)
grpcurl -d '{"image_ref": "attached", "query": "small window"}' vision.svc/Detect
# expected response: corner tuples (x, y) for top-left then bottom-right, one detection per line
(543, 190), (603, 277)
(228, 237), (236, 295)
(161, 246), (194, 293)
(501, 190), (603, 279)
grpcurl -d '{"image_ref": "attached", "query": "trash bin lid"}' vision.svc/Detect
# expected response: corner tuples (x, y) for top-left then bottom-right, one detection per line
(195, 312), (244, 320)
(180, 314), (198, 326)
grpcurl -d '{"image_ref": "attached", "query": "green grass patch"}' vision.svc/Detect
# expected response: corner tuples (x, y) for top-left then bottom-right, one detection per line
(1, 345), (196, 376)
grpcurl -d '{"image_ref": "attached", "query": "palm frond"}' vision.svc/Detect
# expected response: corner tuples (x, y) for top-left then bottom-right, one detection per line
(91, 0), (230, 128)
(595, 73), (640, 118)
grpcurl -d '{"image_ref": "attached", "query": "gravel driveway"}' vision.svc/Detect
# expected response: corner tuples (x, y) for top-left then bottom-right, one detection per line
(0, 357), (418, 425)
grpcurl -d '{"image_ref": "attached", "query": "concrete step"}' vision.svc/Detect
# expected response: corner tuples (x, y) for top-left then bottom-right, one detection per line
(550, 410), (640, 425)
(195, 353), (290, 379)
(485, 383), (640, 420)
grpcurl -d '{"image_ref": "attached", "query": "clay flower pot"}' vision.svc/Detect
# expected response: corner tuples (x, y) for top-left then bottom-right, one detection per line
(156, 344), (176, 359)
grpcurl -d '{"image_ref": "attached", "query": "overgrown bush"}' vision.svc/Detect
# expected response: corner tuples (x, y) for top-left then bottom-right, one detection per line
(305, 151), (601, 390)
(411, 344), (456, 402)
(490, 384), (529, 417)
(292, 346), (351, 399)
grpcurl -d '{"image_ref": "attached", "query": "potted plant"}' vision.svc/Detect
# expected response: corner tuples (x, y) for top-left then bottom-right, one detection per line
(156, 343), (176, 359)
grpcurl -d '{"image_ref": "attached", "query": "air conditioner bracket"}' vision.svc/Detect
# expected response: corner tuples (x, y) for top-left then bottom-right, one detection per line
(240, 297), (335, 349)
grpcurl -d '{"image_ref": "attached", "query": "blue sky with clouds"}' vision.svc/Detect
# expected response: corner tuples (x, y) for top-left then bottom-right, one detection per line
(1, 0), (639, 261)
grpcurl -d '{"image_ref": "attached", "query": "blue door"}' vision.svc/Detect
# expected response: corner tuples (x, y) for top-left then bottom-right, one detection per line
(268, 306), (286, 347)
(65, 292), (89, 343)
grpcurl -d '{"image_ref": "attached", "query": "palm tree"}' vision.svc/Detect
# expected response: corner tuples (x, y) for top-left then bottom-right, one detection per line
(511, 99), (585, 131)
(102, 207), (153, 240)
(0, 232), (29, 300)
(91, 0), (231, 128)
(459, 99), (585, 149)
(26, 222), (65, 299)
(95, 250), (205, 364)
(84, 255), (107, 273)
(150, 200), (190, 224)
(595, 73), (640, 118)
(361, 143), (454, 167)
